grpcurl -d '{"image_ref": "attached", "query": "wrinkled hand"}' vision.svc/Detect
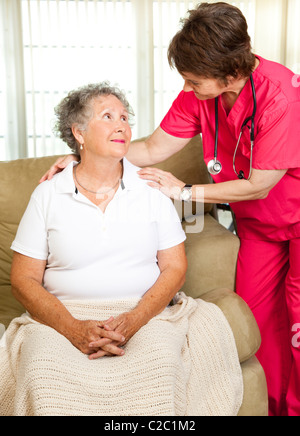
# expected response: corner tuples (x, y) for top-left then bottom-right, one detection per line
(88, 311), (144, 360)
(137, 168), (185, 200)
(39, 154), (79, 183)
(66, 318), (126, 360)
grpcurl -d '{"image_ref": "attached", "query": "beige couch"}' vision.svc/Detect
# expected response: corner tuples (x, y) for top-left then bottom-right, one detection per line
(0, 135), (268, 416)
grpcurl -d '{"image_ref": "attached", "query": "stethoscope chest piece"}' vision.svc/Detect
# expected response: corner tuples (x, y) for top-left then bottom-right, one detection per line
(207, 159), (222, 175)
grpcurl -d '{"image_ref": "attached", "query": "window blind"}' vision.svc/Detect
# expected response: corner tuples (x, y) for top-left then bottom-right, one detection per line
(21, 0), (136, 158)
(1, 0), (299, 161)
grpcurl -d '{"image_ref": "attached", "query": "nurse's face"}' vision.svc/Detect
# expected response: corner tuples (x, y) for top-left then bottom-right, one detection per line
(181, 71), (229, 100)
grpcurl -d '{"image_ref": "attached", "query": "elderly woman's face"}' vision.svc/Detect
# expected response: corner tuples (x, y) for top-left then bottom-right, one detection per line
(81, 94), (132, 159)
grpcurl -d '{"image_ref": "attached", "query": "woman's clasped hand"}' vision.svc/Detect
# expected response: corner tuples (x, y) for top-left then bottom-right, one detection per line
(66, 317), (126, 359)
(84, 311), (143, 360)
(55, 306), (147, 360)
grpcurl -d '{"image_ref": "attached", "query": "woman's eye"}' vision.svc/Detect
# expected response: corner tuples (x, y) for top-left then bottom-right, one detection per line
(121, 116), (128, 122)
(104, 114), (111, 119)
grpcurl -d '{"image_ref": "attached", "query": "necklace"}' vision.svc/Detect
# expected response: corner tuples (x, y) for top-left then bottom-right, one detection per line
(74, 164), (122, 195)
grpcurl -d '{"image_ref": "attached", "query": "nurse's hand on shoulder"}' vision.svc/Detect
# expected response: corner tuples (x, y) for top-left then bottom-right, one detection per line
(138, 167), (186, 200)
(39, 154), (79, 183)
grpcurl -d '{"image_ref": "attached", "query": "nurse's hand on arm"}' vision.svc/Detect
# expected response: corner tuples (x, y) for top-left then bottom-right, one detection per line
(10, 253), (126, 359)
(88, 242), (187, 360)
(138, 166), (287, 203)
(39, 127), (190, 182)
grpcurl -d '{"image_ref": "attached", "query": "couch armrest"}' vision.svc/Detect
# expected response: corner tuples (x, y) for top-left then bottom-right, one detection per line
(238, 356), (268, 416)
(201, 288), (261, 364)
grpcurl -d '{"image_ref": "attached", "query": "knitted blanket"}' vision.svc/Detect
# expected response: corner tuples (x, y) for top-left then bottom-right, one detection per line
(0, 293), (243, 416)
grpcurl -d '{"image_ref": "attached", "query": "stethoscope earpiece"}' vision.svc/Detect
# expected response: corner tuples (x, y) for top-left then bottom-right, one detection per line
(207, 159), (222, 175)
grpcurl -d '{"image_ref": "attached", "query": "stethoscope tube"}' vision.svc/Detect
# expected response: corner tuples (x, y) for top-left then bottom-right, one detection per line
(207, 74), (257, 180)
(207, 98), (222, 175)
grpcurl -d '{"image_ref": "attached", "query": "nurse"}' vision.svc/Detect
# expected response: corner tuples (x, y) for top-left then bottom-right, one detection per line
(42, 3), (300, 416)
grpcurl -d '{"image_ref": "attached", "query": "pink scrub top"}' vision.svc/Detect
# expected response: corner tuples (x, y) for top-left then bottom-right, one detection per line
(160, 56), (300, 241)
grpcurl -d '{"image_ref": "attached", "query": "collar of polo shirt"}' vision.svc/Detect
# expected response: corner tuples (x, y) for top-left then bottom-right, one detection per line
(54, 158), (145, 195)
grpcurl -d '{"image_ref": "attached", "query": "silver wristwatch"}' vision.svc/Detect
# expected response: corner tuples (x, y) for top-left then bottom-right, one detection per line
(180, 184), (193, 202)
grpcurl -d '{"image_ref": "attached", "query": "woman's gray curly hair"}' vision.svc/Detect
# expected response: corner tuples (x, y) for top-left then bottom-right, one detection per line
(53, 82), (135, 154)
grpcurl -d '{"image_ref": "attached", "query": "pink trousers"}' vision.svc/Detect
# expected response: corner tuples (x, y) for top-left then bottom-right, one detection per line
(236, 238), (300, 416)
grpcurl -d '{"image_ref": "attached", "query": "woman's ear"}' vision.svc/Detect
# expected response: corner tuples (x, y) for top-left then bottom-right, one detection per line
(72, 124), (85, 147)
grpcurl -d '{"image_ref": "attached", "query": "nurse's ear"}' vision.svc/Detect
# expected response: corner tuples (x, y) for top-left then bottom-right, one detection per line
(224, 75), (237, 87)
(216, 75), (235, 90)
(223, 74), (250, 92)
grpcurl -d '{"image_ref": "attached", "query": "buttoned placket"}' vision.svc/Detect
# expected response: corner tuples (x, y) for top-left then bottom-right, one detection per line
(72, 183), (127, 239)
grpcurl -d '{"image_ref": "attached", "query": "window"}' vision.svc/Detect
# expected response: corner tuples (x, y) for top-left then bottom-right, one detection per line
(1, 0), (299, 161)
(21, 0), (137, 158)
(153, 1), (193, 128)
(152, 0), (255, 128)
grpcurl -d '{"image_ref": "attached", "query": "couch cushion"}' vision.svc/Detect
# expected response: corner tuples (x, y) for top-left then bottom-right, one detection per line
(181, 214), (240, 298)
(0, 156), (61, 288)
(0, 285), (24, 329)
(0, 156), (64, 328)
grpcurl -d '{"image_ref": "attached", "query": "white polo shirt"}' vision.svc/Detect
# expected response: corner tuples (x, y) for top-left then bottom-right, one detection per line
(11, 159), (186, 300)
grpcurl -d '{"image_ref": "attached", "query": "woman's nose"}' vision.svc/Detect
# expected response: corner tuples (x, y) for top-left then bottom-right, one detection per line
(115, 124), (126, 133)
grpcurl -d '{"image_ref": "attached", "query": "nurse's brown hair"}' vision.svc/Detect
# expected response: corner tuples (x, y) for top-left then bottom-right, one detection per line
(168, 2), (256, 84)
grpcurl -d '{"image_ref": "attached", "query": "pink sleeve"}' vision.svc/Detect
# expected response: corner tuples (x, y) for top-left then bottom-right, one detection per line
(253, 100), (300, 170)
(160, 91), (202, 138)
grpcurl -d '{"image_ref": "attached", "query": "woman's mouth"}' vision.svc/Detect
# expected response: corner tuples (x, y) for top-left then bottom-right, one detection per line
(111, 139), (125, 143)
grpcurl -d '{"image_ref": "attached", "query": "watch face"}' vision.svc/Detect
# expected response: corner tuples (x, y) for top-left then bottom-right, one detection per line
(181, 188), (191, 201)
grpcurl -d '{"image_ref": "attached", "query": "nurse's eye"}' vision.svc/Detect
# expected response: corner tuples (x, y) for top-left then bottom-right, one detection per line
(188, 80), (199, 86)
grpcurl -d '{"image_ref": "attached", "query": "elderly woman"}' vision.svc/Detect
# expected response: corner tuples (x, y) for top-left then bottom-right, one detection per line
(0, 82), (243, 416)
(9, 82), (187, 357)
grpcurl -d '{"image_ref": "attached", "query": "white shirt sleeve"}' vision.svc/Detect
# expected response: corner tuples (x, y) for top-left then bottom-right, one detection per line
(155, 194), (186, 251)
(11, 194), (48, 260)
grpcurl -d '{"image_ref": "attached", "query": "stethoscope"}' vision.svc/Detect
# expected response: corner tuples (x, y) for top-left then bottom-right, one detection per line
(207, 74), (257, 180)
